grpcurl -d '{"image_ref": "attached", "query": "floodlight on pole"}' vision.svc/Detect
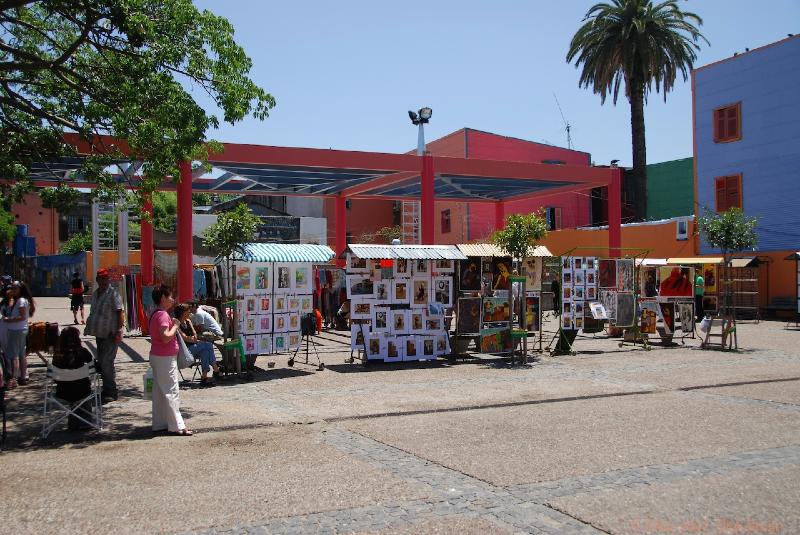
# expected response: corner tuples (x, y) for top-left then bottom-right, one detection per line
(408, 107), (432, 155)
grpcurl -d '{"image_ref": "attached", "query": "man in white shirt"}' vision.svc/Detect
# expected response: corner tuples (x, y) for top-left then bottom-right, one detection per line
(189, 301), (223, 337)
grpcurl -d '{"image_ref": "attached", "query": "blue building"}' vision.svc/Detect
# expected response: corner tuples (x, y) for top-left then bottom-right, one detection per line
(693, 35), (800, 306)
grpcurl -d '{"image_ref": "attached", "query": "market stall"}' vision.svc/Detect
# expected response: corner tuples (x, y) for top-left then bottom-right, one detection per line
(343, 244), (465, 363)
(230, 243), (335, 365)
(452, 243), (552, 356)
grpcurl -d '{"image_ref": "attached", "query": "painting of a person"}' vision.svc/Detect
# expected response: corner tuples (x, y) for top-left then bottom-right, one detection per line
(460, 261), (480, 291)
(493, 261), (510, 290)
(660, 267), (692, 297)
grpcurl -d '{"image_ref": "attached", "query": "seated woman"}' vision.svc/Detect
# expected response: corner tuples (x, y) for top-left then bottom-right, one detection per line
(51, 326), (94, 430)
(174, 303), (220, 386)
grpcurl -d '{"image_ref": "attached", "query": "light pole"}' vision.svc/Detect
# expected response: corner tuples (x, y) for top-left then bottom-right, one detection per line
(408, 107), (433, 155)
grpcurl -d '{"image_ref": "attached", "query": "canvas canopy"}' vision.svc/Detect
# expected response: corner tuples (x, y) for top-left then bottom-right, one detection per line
(234, 243), (335, 263)
(344, 244), (466, 260)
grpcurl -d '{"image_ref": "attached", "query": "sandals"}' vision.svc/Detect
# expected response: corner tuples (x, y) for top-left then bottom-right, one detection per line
(168, 429), (193, 436)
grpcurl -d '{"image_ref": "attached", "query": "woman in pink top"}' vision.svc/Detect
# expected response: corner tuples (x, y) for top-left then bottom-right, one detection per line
(148, 286), (192, 436)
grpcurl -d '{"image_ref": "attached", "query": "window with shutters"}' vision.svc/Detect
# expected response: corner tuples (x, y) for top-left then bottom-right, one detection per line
(545, 207), (562, 230)
(713, 103), (741, 143)
(441, 209), (451, 233)
(715, 174), (742, 212)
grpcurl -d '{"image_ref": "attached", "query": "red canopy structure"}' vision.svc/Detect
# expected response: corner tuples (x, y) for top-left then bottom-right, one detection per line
(25, 135), (622, 301)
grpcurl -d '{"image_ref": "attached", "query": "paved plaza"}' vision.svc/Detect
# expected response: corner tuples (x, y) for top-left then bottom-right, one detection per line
(2, 297), (799, 534)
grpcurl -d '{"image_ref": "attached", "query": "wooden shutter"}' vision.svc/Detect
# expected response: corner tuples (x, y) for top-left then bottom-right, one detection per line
(726, 175), (741, 209)
(715, 177), (728, 212)
(714, 109), (725, 141)
(554, 207), (562, 230)
(726, 106), (739, 140)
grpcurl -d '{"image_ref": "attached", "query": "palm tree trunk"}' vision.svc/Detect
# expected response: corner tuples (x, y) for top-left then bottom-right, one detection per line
(629, 84), (648, 221)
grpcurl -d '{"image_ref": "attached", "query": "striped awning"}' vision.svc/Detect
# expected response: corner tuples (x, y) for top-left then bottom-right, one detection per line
(667, 257), (723, 265)
(344, 244), (467, 260)
(456, 243), (552, 258)
(235, 243), (335, 263)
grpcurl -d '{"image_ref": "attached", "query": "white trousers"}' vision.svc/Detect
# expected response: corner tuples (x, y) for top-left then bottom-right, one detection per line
(149, 354), (186, 432)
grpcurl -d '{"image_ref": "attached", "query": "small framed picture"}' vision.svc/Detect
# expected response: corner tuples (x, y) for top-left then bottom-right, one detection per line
(586, 270), (597, 285)
(410, 310), (426, 333)
(351, 324), (367, 350)
(385, 337), (404, 362)
(288, 332), (301, 350)
(573, 257), (584, 270)
(575, 286), (585, 300)
(244, 335), (257, 355)
(575, 316), (584, 330)
(288, 296), (301, 313)
(273, 333), (287, 352)
(254, 266), (270, 291)
(575, 270), (585, 285)
(434, 333), (449, 355)
(562, 313), (573, 330)
(392, 280), (410, 304)
(274, 296), (287, 313)
(412, 259), (429, 276)
(236, 266), (252, 290)
(404, 338), (419, 359)
(433, 277), (453, 307)
(246, 297), (257, 314)
(425, 316), (443, 331)
(391, 309), (409, 334)
(294, 265), (312, 292)
(300, 295), (313, 313)
(562, 257), (571, 270)
(366, 335), (385, 359)
(411, 278), (430, 308)
(258, 334), (272, 354)
(259, 315), (272, 332)
(433, 259), (454, 273)
(346, 254), (369, 273)
(421, 337), (435, 358)
(374, 281), (391, 303)
(372, 307), (390, 333)
(275, 264), (293, 294)
(347, 275), (375, 299)
(351, 300), (373, 319)
(393, 258), (411, 278)
(587, 286), (597, 300)
(563, 286), (572, 300)
(259, 297), (272, 313)
(274, 313), (288, 332)
(288, 312), (300, 331)
(562, 271), (573, 285)
(563, 301), (572, 314)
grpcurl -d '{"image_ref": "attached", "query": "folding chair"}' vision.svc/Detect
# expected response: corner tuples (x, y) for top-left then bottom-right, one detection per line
(41, 361), (103, 438)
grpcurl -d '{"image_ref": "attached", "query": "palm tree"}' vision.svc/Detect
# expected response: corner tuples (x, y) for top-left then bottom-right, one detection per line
(566, 0), (707, 221)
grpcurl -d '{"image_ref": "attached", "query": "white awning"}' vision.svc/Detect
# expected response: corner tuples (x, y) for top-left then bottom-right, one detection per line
(456, 243), (552, 258)
(344, 244), (467, 260)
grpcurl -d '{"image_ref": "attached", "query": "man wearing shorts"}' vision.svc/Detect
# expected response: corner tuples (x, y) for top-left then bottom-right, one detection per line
(70, 271), (86, 325)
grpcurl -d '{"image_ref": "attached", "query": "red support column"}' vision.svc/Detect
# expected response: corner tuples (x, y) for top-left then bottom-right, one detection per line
(421, 152), (435, 245)
(335, 195), (347, 267)
(495, 201), (505, 231)
(608, 167), (622, 258)
(141, 195), (154, 285)
(177, 160), (193, 301)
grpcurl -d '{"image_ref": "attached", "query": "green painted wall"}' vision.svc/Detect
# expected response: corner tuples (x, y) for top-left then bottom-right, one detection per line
(646, 157), (693, 220)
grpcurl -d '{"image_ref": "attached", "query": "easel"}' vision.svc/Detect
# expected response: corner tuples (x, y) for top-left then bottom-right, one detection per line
(702, 261), (738, 350)
(288, 314), (324, 370)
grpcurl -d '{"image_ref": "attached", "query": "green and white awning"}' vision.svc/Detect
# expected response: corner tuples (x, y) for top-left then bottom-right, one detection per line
(235, 243), (335, 263)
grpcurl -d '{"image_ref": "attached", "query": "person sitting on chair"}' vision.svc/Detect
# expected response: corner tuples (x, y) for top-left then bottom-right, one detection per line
(188, 301), (223, 340)
(174, 304), (220, 387)
(52, 327), (94, 430)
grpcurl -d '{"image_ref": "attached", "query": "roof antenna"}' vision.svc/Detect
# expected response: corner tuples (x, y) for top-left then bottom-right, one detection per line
(553, 93), (573, 150)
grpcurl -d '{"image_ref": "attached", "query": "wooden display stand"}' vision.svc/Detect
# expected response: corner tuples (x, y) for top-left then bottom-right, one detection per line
(701, 316), (736, 350)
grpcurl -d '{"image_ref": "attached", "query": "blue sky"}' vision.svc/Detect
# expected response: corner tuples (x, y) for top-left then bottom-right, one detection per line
(192, 0), (799, 167)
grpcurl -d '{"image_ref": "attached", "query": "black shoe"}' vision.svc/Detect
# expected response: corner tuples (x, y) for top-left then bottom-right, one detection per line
(101, 394), (117, 404)
(199, 378), (215, 388)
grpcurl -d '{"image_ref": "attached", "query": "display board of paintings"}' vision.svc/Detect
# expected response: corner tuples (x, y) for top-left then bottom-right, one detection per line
(236, 262), (311, 356)
(560, 256), (599, 331)
(347, 257), (453, 362)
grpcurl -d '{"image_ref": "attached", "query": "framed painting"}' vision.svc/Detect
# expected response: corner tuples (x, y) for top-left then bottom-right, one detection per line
(259, 296), (272, 314)
(433, 259), (454, 273)
(456, 297), (481, 335)
(258, 335), (272, 355)
(351, 324), (367, 350)
(598, 259), (617, 289)
(347, 275), (375, 299)
(523, 257), (542, 292)
(435, 333), (449, 355)
(433, 277), (453, 307)
(288, 332), (301, 350)
(412, 259), (429, 276)
(480, 329), (510, 352)
(575, 316), (584, 331)
(563, 301), (572, 315)
(351, 300), (373, 320)
(346, 253), (369, 273)
(385, 337), (404, 362)
(574, 269), (585, 285)
(275, 264), (293, 294)
(288, 312), (301, 331)
(491, 257), (512, 291)
(616, 259), (634, 292)
(589, 301), (608, 320)
(374, 281), (391, 303)
(482, 297), (510, 324)
(615, 292), (635, 327)
(561, 313), (574, 331)
(274, 313), (288, 333)
(702, 295), (718, 312)
(391, 309), (409, 334)
(236, 266), (251, 290)
(640, 309), (657, 334)
(294, 265), (312, 293)
(273, 333), (287, 353)
(411, 278), (430, 308)
(366, 335), (385, 360)
(404, 338), (419, 360)
(659, 302), (675, 334)
(255, 266), (270, 291)
(574, 285), (585, 300)
(392, 279), (410, 304)
(562, 256), (571, 270)
(288, 296), (301, 313)
(702, 264), (718, 294)
(659, 266), (694, 298)
(393, 258), (411, 278)
(409, 310), (426, 333)
(573, 256), (584, 270)
(372, 307), (390, 333)
(258, 315), (272, 332)
(244, 316), (257, 335)
(459, 257), (482, 291)
(562, 270), (573, 286)
(244, 335), (257, 355)
(421, 337), (436, 358)
(300, 295), (313, 313)
(574, 301), (585, 318)
(600, 290), (616, 320)
(678, 302), (694, 332)
(562, 286), (572, 301)
(274, 295), (287, 313)
(586, 286), (597, 300)
(426, 316), (443, 332)
(246, 297), (257, 314)
(585, 270), (597, 286)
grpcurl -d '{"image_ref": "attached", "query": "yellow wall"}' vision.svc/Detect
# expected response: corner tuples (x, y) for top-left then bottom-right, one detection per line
(85, 250), (142, 284)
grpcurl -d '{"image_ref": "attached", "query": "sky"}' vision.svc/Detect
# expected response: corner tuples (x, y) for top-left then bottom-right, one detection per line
(191, 0), (799, 167)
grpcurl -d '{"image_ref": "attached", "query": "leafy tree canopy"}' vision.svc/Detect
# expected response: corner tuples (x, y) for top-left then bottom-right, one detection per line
(696, 207), (758, 261)
(202, 202), (259, 264)
(0, 0), (274, 212)
(490, 213), (549, 262)
(60, 228), (92, 254)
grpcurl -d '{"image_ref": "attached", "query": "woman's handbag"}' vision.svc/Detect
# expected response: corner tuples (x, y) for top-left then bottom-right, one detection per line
(176, 334), (194, 369)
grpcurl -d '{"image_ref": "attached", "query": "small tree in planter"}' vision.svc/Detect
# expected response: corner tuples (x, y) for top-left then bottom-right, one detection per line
(203, 203), (260, 372)
(490, 212), (549, 363)
(696, 207), (758, 347)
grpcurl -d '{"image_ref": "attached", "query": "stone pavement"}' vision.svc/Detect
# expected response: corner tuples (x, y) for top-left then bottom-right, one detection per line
(1, 297), (799, 534)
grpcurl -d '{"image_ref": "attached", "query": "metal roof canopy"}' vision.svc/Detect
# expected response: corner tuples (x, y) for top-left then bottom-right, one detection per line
(456, 243), (552, 258)
(344, 244), (467, 260)
(22, 135), (616, 203)
(234, 243), (335, 263)
(667, 257), (724, 265)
